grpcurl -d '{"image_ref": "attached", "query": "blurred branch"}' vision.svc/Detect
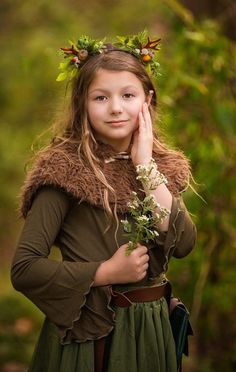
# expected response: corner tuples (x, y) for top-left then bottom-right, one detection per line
(190, 235), (217, 329)
(163, 0), (195, 26)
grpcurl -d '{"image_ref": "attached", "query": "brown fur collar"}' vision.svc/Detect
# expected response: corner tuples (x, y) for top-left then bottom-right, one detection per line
(19, 141), (190, 218)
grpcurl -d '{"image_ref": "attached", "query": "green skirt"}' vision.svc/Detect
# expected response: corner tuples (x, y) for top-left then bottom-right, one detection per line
(29, 297), (177, 372)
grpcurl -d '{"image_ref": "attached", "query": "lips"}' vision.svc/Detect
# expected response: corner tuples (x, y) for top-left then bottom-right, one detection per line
(106, 120), (128, 124)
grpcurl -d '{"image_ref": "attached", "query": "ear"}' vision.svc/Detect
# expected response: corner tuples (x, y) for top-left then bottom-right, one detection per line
(146, 90), (154, 107)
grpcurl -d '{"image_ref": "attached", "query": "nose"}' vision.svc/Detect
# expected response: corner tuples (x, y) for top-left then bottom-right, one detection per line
(109, 97), (123, 115)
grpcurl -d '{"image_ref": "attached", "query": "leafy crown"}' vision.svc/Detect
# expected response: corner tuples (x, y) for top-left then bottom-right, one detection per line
(56, 30), (161, 82)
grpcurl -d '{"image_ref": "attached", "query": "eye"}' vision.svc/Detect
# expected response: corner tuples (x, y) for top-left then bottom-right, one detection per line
(123, 93), (135, 99)
(95, 95), (107, 101)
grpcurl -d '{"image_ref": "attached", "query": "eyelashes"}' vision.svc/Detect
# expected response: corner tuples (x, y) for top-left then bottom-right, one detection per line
(94, 93), (136, 101)
(123, 93), (135, 99)
(95, 96), (107, 101)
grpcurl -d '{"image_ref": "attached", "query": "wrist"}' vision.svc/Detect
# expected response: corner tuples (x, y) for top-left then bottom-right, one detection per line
(136, 158), (168, 191)
(133, 157), (152, 168)
(93, 260), (111, 286)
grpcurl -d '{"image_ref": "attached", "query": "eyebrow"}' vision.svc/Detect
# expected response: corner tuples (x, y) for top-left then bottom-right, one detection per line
(89, 85), (139, 94)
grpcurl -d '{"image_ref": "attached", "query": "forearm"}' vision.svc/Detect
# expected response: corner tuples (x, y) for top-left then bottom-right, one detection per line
(142, 178), (173, 231)
(137, 159), (173, 232)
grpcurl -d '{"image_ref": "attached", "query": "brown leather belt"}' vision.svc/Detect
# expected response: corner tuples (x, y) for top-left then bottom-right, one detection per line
(111, 283), (168, 307)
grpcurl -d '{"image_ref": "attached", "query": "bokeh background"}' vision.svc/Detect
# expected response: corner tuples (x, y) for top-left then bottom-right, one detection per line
(0, 0), (235, 371)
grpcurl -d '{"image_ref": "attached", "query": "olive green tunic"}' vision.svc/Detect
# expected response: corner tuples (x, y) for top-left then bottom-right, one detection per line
(11, 186), (196, 371)
(11, 141), (196, 371)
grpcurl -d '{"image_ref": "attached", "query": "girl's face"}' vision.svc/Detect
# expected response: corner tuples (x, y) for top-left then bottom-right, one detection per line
(87, 68), (148, 151)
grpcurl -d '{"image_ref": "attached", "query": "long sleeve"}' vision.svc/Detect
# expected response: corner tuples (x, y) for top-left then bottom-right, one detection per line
(11, 187), (102, 340)
(165, 196), (197, 259)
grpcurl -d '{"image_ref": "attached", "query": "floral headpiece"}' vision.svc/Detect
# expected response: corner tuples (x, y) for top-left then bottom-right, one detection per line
(56, 30), (161, 82)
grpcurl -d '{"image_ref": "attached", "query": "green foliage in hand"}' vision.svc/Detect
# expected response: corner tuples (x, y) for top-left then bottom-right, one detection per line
(121, 192), (169, 255)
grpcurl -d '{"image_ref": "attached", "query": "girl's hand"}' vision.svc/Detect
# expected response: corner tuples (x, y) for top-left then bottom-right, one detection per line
(94, 243), (149, 286)
(131, 101), (154, 167)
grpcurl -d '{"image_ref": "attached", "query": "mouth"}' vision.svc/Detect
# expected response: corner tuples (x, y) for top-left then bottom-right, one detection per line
(106, 119), (129, 125)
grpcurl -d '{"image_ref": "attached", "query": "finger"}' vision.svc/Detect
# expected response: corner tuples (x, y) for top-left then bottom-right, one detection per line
(142, 263), (149, 272)
(138, 111), (146, 131)
(134, 245), (148, 255)
(143, 103), (152, 132)
(142, 254), (150, 265)
(140, 254), (149, 265)
(139, 268), (148, 280)
(132, 128), (139, 144)
(143, 102), (152, 129)
(137, 243), (148, 250)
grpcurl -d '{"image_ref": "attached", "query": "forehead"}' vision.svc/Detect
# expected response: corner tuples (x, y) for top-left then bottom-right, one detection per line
(88, 68), (144, 92)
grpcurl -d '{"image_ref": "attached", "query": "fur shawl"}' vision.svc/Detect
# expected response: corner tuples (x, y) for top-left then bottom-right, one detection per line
(19, 140), (190, 218)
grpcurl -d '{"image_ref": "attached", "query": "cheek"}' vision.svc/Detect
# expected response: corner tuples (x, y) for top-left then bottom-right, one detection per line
(128, 102), (143, 122)
(129, 103), (141, 115)
(87, 104), (102, 125)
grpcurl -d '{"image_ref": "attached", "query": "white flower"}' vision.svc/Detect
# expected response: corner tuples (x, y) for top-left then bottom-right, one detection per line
(136, 164), (143, 172)
(145, 195), (156, 203)
(128, 200), (139, 209)
(137, 215), (149, 223)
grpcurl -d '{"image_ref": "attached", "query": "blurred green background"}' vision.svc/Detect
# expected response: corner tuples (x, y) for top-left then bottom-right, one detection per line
(0, 0), (235, 371)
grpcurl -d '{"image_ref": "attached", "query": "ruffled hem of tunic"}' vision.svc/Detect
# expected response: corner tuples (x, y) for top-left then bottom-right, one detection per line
(61, 285), (116, 345)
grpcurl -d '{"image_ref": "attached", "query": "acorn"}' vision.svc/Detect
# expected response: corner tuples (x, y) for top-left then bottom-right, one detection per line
(141, 48), (149, 55)
(79, 49), (89, 61)
(142, 54), (151, 62)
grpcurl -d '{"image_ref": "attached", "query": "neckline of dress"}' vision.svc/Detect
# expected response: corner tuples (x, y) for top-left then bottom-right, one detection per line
(96, 140), (132, 163)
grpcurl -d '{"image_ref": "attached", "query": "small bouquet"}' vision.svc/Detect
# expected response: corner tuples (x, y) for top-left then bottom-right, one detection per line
(121, 192), (170, 255)
(121, 159), (170, 255)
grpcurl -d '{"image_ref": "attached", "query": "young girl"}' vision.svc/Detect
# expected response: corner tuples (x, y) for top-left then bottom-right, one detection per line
(11, 32), (197, 372)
